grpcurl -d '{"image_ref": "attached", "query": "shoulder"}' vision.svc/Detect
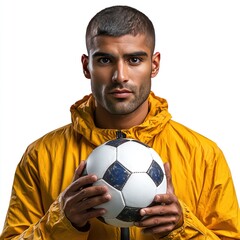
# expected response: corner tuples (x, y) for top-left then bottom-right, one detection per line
(165, 119), (224, 160)
(169, 119), (218, 145)
(22, 123), (81, 160)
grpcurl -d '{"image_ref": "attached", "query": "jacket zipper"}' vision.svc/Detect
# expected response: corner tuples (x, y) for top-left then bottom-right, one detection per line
(116, 130), (127, 139)
(120, 227), (130, 240)
(116, 130), (129, 240)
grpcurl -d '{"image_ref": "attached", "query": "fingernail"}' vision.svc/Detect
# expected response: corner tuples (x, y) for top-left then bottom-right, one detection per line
(104, 194), (111, 200)
(100, 209), (106, 215)
(140, 209), (146, 216)
(154, 195), (160, 202)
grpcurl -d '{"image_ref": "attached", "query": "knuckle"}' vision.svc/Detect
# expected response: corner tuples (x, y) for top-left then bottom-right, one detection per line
(153, 217), (161, 225)
(169, 215), (179, 226)
(79, 188), (87, 197)
(147, 208), (153, 214)
(96, 185), (106, 193)
(164, 224), (173, 233)
(62, 195), (73, 209)
(81, 199), (93, 209)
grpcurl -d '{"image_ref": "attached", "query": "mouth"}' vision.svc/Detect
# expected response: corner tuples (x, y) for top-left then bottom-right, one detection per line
(109, 88), (133, 99)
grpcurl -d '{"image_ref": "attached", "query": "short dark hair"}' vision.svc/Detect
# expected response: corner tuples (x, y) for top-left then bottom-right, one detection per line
(85, 5), (155, 53)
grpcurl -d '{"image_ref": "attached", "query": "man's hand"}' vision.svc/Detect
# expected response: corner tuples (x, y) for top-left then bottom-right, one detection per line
(134, 162), (183, 238)
(61, 161), (111, 230)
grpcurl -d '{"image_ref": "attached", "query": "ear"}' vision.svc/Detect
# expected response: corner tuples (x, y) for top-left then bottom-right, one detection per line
(81, 54), (91, 79)
(151, 52), (161, 78)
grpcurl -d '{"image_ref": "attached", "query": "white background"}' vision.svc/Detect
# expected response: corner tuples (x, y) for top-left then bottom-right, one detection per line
(0, 0), (240, 231)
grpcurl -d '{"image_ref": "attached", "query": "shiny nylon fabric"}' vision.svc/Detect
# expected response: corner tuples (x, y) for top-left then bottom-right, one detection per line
(0, 92), (239, 240)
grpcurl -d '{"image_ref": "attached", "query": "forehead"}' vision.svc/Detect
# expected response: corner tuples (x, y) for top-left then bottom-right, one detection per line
(88, 34), (152, 56)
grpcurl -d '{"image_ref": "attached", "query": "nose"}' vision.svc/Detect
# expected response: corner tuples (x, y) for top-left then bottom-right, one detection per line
(112, 61), (128, 83)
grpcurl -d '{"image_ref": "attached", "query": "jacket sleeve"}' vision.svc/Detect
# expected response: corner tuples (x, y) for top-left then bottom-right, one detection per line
(155, 200), (240, 240)
(156, 148), (240, 240)
(0, 151), (89, 240)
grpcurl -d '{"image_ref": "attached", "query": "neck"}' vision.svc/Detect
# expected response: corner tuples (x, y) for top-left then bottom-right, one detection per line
(94, 101), (149, 129)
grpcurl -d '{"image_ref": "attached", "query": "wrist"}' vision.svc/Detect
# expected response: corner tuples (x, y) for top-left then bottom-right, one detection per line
(72, 222), (90, 232)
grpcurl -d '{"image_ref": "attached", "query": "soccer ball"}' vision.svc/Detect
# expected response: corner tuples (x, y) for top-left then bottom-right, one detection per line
(84, 138), (166, 227)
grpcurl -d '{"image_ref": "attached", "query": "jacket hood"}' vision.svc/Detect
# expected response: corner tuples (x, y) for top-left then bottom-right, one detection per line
(70, 91), (172, 147)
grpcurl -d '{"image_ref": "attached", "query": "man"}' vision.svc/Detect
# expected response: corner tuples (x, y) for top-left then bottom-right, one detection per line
(0, 5), (239, 240)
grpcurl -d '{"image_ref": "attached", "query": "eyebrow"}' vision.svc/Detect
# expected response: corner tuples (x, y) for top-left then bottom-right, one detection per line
(92, 51), (148, 58)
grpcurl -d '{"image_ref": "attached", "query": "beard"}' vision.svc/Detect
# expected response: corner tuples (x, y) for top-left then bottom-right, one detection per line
(92, 81), (151, 115)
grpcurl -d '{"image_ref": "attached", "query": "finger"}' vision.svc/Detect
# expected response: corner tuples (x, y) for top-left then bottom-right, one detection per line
(77, 190), (111, 212)
(66, 174), (97, 194)
(154, 193), (176, 206)
(79, 207), (107, 222)
(63, 192), (110, 228)
(136, 213), (175, 228)
(76, 185), (109, 202)
(73, 161), (86, 182)
(141, 219), (177, 237)
(71, 206), (107, 229)
(62, 183), (110, 218)
(164, 162), (174, 194)
(139, 203), (172, 217)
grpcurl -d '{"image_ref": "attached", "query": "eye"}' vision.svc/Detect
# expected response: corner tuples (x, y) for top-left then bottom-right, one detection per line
(98, 57), (111, 64)
(128, 57), (142, 65)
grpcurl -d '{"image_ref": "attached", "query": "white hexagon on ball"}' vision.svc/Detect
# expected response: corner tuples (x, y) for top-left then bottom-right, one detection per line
(122, 172), (157, 207)
(86, 145), (117, 178)
(117, 141), (153, 172)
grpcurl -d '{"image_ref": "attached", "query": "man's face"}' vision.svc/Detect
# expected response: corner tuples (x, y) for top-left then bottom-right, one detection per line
(83, 34), (159, 116)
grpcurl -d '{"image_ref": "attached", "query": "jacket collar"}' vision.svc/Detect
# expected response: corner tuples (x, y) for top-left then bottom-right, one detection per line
(70, 91), (171, 146)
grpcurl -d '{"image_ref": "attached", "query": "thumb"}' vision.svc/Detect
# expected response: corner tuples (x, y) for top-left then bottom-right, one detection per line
(72, 161), (86, 182)
(164, 162), (175, 194)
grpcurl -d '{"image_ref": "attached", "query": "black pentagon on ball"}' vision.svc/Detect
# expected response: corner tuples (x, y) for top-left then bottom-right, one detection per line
(106, 138), (130, 147)
(147, 160), (164, 186)
(103, 161), (131, 191)
(105, 138), (150, 148)
(117, 206), (142, 222)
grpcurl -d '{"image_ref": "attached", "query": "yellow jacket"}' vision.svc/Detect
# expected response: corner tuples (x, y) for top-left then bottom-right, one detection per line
(1, 92), (239, 239)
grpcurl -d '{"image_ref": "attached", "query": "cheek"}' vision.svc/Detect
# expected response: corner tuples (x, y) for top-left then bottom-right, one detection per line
(91, 79), (103, 93)
(91, 67), (114, 94)
(90, 66), (111, 84)
(90, 73), (108, 97)
(130, 62), (152, 77)
(131, 65), (152, 84)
